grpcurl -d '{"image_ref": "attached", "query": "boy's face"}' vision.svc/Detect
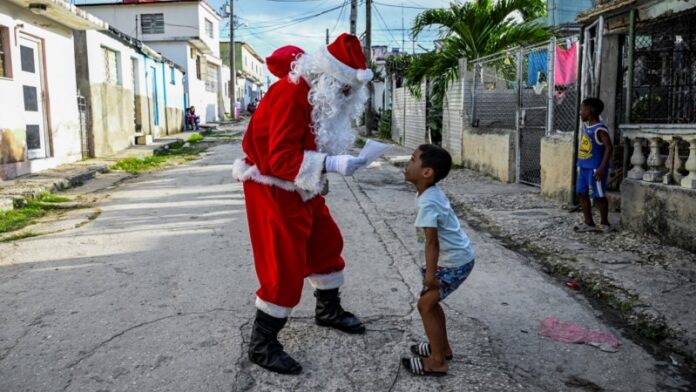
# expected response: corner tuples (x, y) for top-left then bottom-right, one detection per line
(404, 148), (432, 184)
(580, 103), (591, 122)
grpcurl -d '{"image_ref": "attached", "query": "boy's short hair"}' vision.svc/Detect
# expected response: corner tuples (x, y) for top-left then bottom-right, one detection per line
(582, 98), (604, 117)
(418, 144), (452, 183)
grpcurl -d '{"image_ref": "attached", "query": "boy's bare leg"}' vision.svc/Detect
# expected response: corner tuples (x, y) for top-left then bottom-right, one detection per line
(595, 197), (609, 226)
(434, 305), (453, 357)
(417, 289), (448, 372)
(578, 193), (595, 225)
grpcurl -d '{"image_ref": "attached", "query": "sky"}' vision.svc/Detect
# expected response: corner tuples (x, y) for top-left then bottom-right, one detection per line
(209, 0), (454, 58)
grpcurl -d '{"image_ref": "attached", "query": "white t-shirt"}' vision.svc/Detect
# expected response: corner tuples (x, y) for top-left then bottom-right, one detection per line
(415, 185), (475, 268)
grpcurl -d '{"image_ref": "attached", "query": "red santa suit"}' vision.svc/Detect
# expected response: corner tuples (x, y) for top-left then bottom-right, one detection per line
(232, 39), (373, 318)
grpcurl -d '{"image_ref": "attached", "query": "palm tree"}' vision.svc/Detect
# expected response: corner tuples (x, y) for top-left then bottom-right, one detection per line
(406, 0), (552, 101)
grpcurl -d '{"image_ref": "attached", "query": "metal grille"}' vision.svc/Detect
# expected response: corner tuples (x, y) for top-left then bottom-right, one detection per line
(630, 9), (696, 123)
(140, 13), (164, 35)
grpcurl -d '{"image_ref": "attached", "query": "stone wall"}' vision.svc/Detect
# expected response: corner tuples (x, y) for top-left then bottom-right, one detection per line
(540, 134), (575, 203)
(461, 127), (516, 183)
(622, 180), (696, 253)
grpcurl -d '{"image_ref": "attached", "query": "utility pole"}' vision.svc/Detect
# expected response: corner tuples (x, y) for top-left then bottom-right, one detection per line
(229, 0), (235, 118)
(401, 3), (405, 53)
(365, 0), (373, 135)
(350, 0), (357, 35)
(326, 28), (329, 45)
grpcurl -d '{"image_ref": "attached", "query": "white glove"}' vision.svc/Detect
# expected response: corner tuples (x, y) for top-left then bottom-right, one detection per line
(324, 155), (366, 176)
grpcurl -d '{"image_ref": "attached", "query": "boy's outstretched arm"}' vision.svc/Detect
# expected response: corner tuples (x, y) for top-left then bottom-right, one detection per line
(595, 129), (614, 181)
(423, 227), (440, 291)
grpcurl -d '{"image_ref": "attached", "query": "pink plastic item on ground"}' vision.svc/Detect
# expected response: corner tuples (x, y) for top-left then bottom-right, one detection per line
(539, 317), (619, 350)
(554, 42), (578, 86)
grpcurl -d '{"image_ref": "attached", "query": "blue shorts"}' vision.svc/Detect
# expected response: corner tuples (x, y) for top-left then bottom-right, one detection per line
(576, 167), (608, 199)
(421, 261), (474, 300)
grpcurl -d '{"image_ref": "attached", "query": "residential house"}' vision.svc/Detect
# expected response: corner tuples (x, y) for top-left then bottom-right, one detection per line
(73, 27), (185, 156)
(220, 41), (264, 112)
(577, 0), (696, 252)
(80, 0), (224, 124)
(0, 0), (107, 180)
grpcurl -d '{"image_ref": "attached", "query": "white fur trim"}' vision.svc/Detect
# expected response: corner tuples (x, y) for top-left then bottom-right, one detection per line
(308, 270), (345, 290)
(256, 297), (292, 318)
(356, 68), (373, 82)
(294, 151), (327, 194)
(315, 46), (369, 86)
(232, 157), (325, 202)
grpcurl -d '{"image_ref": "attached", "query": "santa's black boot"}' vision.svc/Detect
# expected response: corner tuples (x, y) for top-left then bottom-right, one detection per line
(314, 288), (366, 334)
(248, 309), (302, 375)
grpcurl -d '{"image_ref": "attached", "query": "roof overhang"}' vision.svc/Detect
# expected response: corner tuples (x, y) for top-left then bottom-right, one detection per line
(8, 0), (108, 30)
(189, 38), (213, 55)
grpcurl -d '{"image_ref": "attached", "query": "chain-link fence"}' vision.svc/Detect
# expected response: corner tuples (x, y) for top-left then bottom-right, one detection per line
(470, 51), (518, 129)
(464, 37), (580, 185)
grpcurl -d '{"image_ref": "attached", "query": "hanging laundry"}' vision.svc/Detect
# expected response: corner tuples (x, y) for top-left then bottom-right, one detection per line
(527, 50), (548, 87)
(555, 42), (578, 86)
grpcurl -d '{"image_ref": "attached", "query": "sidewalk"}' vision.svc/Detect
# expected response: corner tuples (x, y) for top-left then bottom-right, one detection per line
(0, 124), (242, 210)
(383, 143), (696, 365)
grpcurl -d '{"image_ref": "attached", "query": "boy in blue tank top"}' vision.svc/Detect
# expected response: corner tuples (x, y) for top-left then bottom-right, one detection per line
(401, 144), (475, 376)
(575, 98), (614, 233)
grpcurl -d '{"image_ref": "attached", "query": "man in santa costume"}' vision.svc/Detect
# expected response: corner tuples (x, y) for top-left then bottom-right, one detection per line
(232, 34), (374, 375)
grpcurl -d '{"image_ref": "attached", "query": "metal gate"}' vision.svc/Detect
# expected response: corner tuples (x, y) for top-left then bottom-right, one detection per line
(468, 37), (579, 186)
(517, 43), (551, 186)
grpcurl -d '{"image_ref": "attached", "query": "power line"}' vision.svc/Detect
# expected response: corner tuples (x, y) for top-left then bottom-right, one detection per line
(373, 1), (430, 10)
(332, 0), (348, 33)
(238, 3), (345, 34)
(373, 4), (400, 48)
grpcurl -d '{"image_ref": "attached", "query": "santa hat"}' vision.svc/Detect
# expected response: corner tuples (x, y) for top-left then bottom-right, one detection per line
(266, 45), (305, 78)
(315, 33), (373, 85)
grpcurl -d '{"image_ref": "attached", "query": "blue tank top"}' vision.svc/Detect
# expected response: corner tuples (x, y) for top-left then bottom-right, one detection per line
(578, 123), (608, 169)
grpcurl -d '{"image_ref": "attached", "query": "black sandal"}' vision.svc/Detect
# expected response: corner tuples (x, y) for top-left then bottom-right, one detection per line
(401, 357), (447, 377)
(410, 342), (453, 360)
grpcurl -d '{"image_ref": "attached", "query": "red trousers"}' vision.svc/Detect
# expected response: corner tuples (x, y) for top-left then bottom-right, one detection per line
(243, 181), (345, 310)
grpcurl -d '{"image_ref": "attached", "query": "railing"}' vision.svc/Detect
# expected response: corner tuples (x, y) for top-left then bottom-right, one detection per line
(621, 124), (696, 189)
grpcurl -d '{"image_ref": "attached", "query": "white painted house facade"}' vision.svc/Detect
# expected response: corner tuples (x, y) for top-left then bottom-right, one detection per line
(0, 0), (107, 180)
(80, 0), (223, 124)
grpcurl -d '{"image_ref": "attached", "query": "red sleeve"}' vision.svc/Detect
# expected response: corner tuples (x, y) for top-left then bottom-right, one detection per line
(267, 81), (311, 181)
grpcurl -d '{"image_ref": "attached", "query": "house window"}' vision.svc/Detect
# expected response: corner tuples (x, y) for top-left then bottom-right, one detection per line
(170, 66), (175, 85)
(626, 9), (696, 123)
(0, 26), (11, 78)
(205, 19), (214, 39)
(141, 13), (164, 34)
(206, 63), (218, 92)
(196, 56), (202, 80)
(102, 47), (121, 85)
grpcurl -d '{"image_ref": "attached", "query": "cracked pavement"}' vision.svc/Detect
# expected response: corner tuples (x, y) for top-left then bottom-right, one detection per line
(0, 142), (692, 391)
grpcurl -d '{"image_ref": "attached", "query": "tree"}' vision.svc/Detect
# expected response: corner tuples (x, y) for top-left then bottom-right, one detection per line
(406, 0), (552, 102)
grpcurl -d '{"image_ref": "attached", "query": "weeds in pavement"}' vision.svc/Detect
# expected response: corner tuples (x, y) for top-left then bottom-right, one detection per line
(188, 133), (204, 144)
(0, 193), (75, 233)
(112, 138), (210, 174)
(0, 231), (39, 242)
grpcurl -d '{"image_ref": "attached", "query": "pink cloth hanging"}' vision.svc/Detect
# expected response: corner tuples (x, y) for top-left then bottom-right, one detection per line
(554, 42), (578, 86)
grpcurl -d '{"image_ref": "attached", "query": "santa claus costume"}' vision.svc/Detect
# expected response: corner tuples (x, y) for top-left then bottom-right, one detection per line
(232, 34), (373, 374)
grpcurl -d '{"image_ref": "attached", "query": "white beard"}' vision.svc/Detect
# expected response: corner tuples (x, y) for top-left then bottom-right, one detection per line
(289, 53), (369, 155)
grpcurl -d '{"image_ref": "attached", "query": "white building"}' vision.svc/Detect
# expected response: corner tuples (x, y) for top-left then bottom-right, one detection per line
(74, 27), (186, 156)
(0, 0), (107, 180)
(80, 0), (223, 124)
(220, 41), (265, 113)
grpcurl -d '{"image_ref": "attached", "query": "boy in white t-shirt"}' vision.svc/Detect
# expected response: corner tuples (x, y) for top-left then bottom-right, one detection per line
(401, 144), (475, 377)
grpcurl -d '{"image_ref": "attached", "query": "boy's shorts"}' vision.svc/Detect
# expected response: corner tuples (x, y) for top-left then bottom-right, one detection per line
(421, 260), (475, 300)
(576, 167), (608, 199)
